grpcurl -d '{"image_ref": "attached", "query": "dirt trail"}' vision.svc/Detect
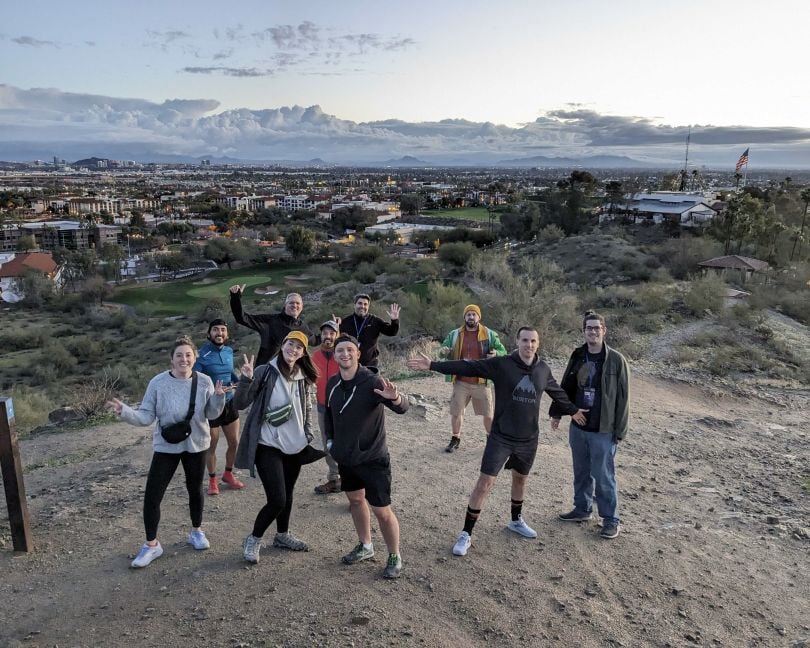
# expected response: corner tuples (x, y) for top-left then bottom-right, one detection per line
(1, 368), (809, 647)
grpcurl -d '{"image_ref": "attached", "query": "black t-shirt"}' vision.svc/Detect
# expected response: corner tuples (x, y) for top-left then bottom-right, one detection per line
(575, 348), (605, 431)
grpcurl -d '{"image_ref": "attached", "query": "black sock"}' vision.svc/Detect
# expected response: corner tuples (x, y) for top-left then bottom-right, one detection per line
(511, 499), (523, 522)
(463, 506), (481, 535)
(224, 467), (233, 472)
(208, 472), (216, 479)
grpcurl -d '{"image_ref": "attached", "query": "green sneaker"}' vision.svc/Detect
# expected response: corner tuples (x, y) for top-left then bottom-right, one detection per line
(382, 553), (402, 579)
(342, 542), (375, 564)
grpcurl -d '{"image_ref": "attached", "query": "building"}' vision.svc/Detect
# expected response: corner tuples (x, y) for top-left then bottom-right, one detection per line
(602, 191), (718, 227)
(0, 252), (63, 302)
(698, 255), (770, 283)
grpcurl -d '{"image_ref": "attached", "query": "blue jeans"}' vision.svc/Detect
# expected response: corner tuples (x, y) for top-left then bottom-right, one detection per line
(568, 423), (619, 525)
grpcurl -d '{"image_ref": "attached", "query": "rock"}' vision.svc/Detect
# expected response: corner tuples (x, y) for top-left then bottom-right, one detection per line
(351, 616), (370, 626)
(48, 406), (84, 424)
(766, 515), (781, 525)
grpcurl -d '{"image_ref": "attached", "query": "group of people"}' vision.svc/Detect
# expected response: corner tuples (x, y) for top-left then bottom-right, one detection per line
(108, 284), (629, 579)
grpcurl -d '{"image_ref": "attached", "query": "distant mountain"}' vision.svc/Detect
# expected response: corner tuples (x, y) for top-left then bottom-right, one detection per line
(496, 154), (653, 168)
(377, 155), (430, 167)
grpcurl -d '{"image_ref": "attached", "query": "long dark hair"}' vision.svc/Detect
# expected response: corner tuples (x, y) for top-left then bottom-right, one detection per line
(275, 345), (319, 385)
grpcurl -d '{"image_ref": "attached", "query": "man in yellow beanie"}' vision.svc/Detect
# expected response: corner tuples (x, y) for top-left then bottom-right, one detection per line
(438, 304), (507, 452)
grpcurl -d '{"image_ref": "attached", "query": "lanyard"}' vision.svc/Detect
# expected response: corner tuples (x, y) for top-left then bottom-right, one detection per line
(354, 315), (369, 340)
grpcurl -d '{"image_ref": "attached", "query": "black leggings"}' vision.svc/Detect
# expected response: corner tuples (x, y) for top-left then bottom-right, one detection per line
(252, 444), (303, 538)
(143, 450), (207, 541)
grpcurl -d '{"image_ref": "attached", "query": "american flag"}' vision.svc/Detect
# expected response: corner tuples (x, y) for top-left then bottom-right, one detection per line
(735, 148), (749, 173)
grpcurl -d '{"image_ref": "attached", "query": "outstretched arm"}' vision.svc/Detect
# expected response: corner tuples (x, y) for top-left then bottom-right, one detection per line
(407, 352), (496, 380)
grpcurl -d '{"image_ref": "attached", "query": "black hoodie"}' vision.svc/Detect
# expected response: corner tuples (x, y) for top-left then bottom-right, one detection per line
(230, 291), (313, 365)
(324, 366), (409, 466)
(430, 351), (578, 444)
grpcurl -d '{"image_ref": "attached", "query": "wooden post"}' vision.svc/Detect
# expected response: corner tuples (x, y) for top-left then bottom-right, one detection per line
(0, 397), (33, 552)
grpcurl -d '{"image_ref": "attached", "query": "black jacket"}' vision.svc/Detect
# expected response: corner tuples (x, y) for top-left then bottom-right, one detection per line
(339, 314), (399, 367)
(230, 292), (313, 365)
(430, 351), (578, 444)
(324, 366), (409, 466)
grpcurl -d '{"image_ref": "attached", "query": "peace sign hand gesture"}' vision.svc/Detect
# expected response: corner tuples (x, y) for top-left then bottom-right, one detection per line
(240, 354), (255, 380)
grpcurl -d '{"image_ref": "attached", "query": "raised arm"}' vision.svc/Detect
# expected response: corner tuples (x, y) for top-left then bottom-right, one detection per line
(229, 284), (261, 332)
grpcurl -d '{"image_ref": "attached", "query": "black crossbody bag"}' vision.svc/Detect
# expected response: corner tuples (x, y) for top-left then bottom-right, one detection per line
(160, 372), (198, 444)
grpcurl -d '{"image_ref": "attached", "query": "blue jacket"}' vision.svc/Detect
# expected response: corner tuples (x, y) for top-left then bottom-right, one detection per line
(194, 341), (239, 402)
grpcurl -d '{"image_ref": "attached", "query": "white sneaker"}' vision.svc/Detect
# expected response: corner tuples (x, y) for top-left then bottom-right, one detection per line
(131, 542), (163, 568)
(452, 531), (471, 556)
(243, 534), (262, 564)
(187, 530), (210, 550)
(507, 515), (537, 539)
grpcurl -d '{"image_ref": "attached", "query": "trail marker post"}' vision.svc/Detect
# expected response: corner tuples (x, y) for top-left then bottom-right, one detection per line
(0, 397), (33, 552)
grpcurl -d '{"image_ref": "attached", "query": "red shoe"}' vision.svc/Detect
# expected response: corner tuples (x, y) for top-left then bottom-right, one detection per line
(221, 470), (244, 490)
(207, 476), (220, 496)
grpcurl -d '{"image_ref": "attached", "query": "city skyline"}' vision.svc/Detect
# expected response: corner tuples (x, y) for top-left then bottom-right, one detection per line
(2, 0), (809, 167)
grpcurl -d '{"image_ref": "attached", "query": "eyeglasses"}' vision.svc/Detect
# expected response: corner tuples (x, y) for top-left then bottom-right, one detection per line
(584, 325), (603, 332)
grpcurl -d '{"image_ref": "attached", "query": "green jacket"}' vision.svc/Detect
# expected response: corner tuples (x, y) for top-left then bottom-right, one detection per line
(549, 343), (630, 440)
(440, 325), (507, 384)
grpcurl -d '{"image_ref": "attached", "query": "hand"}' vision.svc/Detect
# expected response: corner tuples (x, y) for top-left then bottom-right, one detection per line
(107, 398), (124, 415)
(550, 417), (560, 430)
(214, 380), (226, 396)
(387, 303), (401, 320)
(332, 314), (341, 326)
(406, 352), (431, 371)
(240, 354), (255, 380)
(374, 377), (400, 401)
(229, 284), (246, 295)
(572, 409), (588, 426)
(486, 350), (497, 358)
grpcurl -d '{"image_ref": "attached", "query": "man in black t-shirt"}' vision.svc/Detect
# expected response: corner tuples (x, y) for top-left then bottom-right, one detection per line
(339, 293), (400, 367)
(550, 311), (630, 540)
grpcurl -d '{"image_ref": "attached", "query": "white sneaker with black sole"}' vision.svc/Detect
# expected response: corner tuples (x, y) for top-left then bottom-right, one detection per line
(452, 531), (472, 556)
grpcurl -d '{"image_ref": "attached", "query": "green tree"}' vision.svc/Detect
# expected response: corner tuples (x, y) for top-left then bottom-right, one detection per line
(16, 268), (54, 308)
(437, 241), (475, 269)
(16, 234), (36, 252)
(203, 237), (239, 269)
(400, 194), (422, 216)
(285, 226), (316, 260)
(790, 188), (810, 261)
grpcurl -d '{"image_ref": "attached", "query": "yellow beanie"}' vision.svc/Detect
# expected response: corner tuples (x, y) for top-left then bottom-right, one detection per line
(284, 330), (309, 349)
(463, 304), (482, 319)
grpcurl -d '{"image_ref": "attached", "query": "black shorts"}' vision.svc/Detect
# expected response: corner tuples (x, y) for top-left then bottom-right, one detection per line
(480, 434), (538, 476)
(208, 399), (239, 428)
(339, 455), (392, 508)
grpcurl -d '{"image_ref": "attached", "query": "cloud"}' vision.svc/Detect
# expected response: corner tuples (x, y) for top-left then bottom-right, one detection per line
(1, 85), (808, 167)
(181, 66), (272, 77)
(11, 35), (58, 48)
(146, 29), (191, 52)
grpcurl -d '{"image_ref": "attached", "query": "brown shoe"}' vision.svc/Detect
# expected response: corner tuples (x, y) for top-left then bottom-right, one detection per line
(314, 479), (341, 494)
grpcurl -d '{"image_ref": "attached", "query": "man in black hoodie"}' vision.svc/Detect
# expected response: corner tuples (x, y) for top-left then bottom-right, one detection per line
(324, 334), (409, 579)
(229, 285), (314, 365)
(408, 326), (587, 557)
(339, 293), (400, 367)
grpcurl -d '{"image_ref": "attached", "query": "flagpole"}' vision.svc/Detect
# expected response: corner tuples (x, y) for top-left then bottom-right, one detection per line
(743, 154), (748, 189)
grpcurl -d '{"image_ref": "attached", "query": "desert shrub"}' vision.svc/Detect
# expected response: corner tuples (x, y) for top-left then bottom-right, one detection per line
(537, 224), (565, 243)
(353, 262), (378, 284)
(0, 330), (45, 352)
(376, 336), (438, 381)
(437, 242), (476, 269)
(71, 368), (121, 418)
(64, 337), (106, 363)
(351, 245), (384, 265)
(412, 258), (441, 280)
(684, 274), (726, 316)
(85, 305), (128, 330)
(199, 297), (227, 321)
(8, 386), (56, 435)
(398, 281), (471, 340)
(33, 343), (78, 381)
(107, 362), (158, 398)
(654, 236), (724, 280)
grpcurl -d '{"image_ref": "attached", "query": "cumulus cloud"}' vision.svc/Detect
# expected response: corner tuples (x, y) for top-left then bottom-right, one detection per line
(1, 84), (808, 167)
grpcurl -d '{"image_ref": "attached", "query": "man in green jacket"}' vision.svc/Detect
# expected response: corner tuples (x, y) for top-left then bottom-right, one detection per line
(550, 311), (630, 540)
(439, 304), (507, 453)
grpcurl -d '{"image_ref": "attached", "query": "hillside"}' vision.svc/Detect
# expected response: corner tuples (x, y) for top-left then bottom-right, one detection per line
(1, 362), (808, 647)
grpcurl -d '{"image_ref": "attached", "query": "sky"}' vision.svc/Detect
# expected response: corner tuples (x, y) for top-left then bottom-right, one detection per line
(2, 0), (809, 166)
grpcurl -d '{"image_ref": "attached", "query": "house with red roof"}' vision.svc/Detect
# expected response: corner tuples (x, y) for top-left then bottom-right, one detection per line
(0, 252), (64, 302)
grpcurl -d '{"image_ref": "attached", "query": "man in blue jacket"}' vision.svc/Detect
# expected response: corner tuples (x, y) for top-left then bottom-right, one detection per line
(550, 311), (630, 540)
(194, 319), (243, 496)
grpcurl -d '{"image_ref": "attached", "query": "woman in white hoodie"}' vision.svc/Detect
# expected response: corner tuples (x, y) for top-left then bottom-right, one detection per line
(233, 330), (324, 564)
(108, 335), (226, 568)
